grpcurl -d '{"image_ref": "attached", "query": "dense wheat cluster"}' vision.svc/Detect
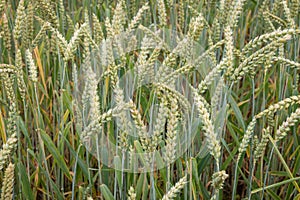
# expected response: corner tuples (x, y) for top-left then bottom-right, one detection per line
(0, 0), (299, 199)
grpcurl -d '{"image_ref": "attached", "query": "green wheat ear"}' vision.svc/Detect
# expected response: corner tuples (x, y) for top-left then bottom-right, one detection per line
(13, 0), (25, 42)
(128, 186), (136, 200)
(162, 175), (187, 200)
(0, 163), (15, 200)
(276, 107), (300, 141)
(0, 134), (17, 171)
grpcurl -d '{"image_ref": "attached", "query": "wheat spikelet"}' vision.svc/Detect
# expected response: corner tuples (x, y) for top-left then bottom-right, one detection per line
(155, 52), (177, 84)
(92, 14), (103, 44)
(84, 9), (92, 37)
(128, 100), (151, 157)
(237, 118), (256, 161)
(238, 95), (300, 160)
(290, 0), (299, 19)
(281, 0), (295, 28)
(49, 25), (68, 53)
(157, 0), (167, 27)
(231, 35), (292, 81)
(64, 23), (88, 60)
(193, 91), (221, 164)
(271, 0), (281, 15)
(162, 176), (187, 200)
(149, 96), (168, 151)
(15, 49), (25, 100)
(147, 45), (161, 66)
(163, 40), (224, 82)
(0, 64), (17, 74)
(178, 0), (184, 30)
(85, 67), (101, 125)
(113, 85), (132, 151)
(105, 17), (113, 38)
(224, 25), (234, 76)
(227, 0), (247, 28)
(0, 0), (5, 14)
(198, 58), (227, 94)
(128, 186), (136, 200)
(2, 13), (12, 60)
(272, 56), (300, 69)
(112, 0), (126, 35)
(0, 134), (17, 171)
(256, 95), (300, 119)
(13, 0), (25, 41)
(31, 22), (51, 48)
(210, 170), (229, 200)
(24, 2), (34, 47)
(58, 0), (65, 29)
(211, 17), (221, 44)
(155, 83), (191, 112)
(127, 3), (149, 31)
(275, 107), (300, 141)
(66, 14), (74, 35)
(253, 128), (269, 163)
(1, 73), (16, 106)
(164, 97), (178, 164)
(0, 163), (15, 200)
(138, 25), (168, 50)
(212, 170), (228, 190)
(242, 29), (299, 56)
(25, 49), (38, 82)
(233, 96), (300, 158)
(136, 36), (154, 83)
(80, 109), (115, 141)
(36, 0), (58, 28)
(211, 78), (225, 120)
(3, 77), (17, 135)
(187, 13), (207, 40)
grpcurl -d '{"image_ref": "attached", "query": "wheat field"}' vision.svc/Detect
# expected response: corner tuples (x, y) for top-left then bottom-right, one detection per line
(0, 0), (299, 199)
